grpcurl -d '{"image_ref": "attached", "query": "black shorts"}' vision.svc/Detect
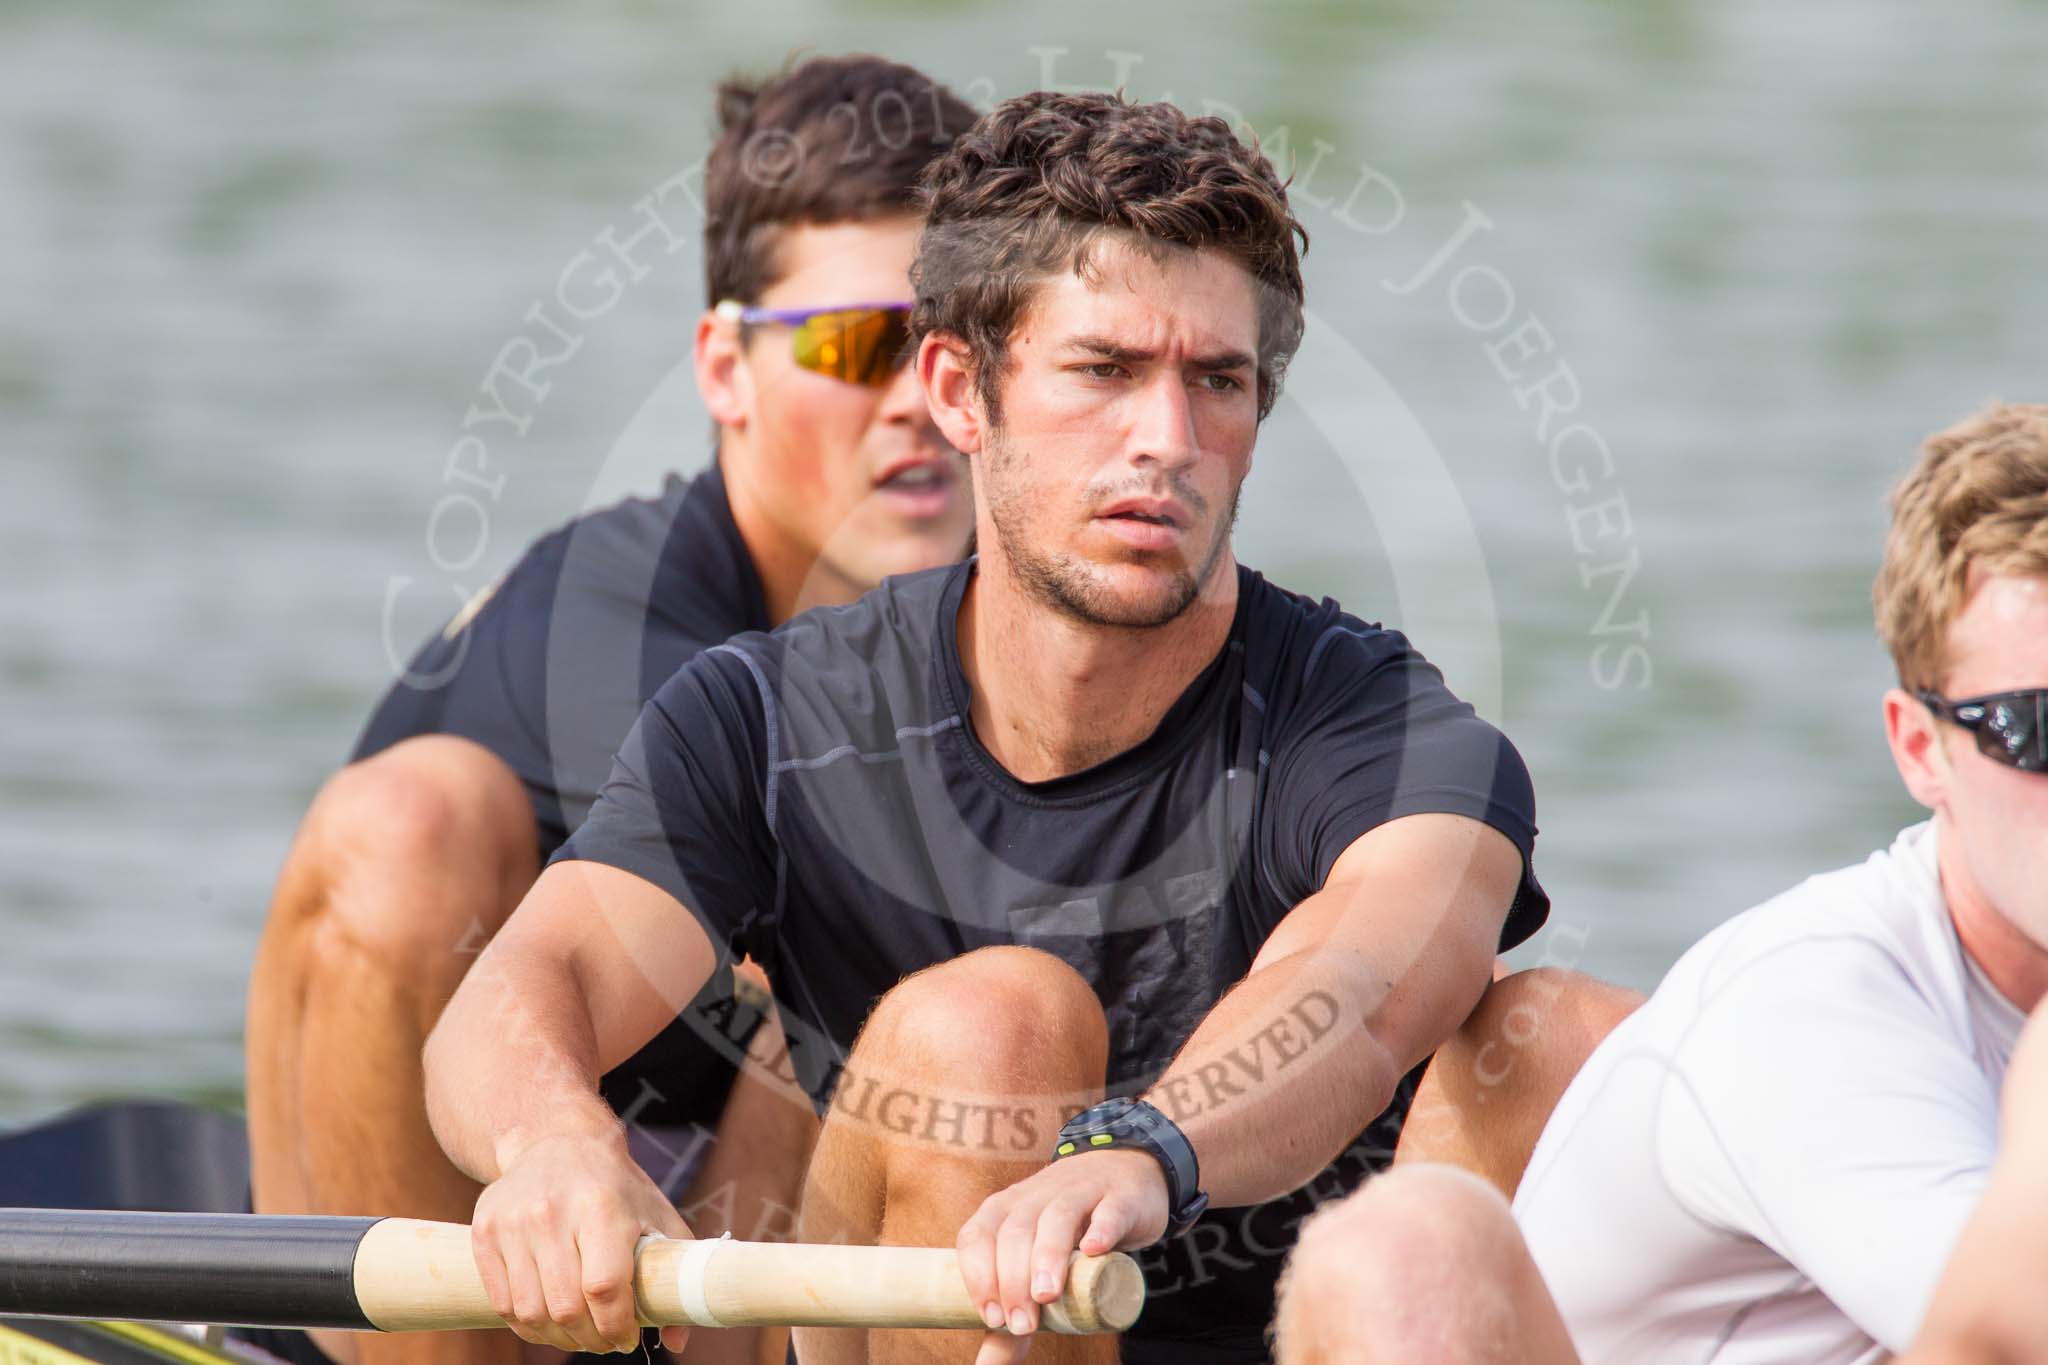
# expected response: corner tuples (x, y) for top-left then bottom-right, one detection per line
(230, 1325), (671, 1365)
(596, 965), (773, 1203)
(226, 1325), (340, 1365)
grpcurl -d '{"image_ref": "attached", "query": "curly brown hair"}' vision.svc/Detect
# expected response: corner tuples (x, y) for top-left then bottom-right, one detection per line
(1874, 402), (2048, 691)
(704, 55), (979, 306)
(909, 90), (1308, 424)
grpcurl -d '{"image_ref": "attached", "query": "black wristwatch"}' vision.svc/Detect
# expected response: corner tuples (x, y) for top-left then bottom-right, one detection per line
(1053, 1098), (1209, 1240)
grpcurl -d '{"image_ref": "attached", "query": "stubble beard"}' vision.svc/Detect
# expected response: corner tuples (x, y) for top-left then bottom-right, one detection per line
(982, 430), (1242, 630)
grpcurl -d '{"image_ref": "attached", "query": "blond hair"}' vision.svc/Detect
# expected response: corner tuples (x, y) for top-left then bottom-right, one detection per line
(1875, 402), (2048, 691)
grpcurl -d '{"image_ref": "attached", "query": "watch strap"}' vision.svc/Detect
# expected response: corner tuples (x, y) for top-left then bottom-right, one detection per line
(1054, 1099), (1209, 1239)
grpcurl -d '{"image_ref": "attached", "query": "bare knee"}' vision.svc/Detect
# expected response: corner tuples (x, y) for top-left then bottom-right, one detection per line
(1276, 1166), (1523, 1363)
(1397, 969), (1640, 1192)
(1302, 1164), (1516, 1273)
(833, 947), (1110, 1157)
(799, 950), (1107, 1251)
(280, 736), (538, 975)
(860, 946), (1106, 1081)
(1504, 967), (1641, 1042)
(1455, 968), (1640, 1096)
(318, 734), (534, 863)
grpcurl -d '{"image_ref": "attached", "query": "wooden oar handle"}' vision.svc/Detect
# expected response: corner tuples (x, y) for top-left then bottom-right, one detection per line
(355, 1219), (1143, 1335)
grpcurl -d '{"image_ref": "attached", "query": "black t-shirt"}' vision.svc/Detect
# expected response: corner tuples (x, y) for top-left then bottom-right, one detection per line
(352, 463), (774, 1133)
(355, 463), (771, 859)
(557, 559), (1546, 1359)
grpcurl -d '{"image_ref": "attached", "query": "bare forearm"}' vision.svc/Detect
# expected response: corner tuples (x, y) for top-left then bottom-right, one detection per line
(1146, 817), (1514, 1207)
(1910, 1010), (2048, 1360)
(1145, 946), (1400, 1206)
(415, 861), (717, 1356)
(424, 861), (720, 1182)
(424, 942), (622, 1183)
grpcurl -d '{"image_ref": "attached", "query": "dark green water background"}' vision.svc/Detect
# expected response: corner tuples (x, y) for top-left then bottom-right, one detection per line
(4, 0), (2045, 1121)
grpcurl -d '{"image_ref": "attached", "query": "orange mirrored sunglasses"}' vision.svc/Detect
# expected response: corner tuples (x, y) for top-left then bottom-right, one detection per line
(715, 299), (914, 387)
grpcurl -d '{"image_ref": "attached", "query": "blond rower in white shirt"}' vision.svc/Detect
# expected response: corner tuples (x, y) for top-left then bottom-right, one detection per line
(1270, 401), (2048, 1365)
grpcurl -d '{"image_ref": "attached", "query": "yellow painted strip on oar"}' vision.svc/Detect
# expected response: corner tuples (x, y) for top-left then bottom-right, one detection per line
(0, 1321), (238, 1365)
(95, 1324), (238, 1365)
(0, 1320), (104, 1365)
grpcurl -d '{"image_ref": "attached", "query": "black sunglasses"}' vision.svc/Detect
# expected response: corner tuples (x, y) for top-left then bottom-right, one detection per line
(1916, 688), (2048, 774)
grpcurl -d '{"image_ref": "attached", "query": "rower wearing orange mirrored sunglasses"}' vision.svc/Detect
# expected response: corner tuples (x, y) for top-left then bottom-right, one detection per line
(713, 299), (915, 388)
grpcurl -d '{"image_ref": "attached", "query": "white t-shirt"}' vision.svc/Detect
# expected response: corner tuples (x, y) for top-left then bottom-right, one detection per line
(1514, 821), (2024, 1364)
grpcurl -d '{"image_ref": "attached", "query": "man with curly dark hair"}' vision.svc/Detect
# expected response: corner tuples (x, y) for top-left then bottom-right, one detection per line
(425, 90), (1550, 1365)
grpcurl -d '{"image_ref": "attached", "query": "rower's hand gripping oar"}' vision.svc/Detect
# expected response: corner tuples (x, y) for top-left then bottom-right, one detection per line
(0, 1209), (1144, 1336)
(362, 1219), (1139, 1334)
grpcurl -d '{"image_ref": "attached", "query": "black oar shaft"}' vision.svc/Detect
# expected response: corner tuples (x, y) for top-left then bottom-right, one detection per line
(0, 1209), (375, 1329)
